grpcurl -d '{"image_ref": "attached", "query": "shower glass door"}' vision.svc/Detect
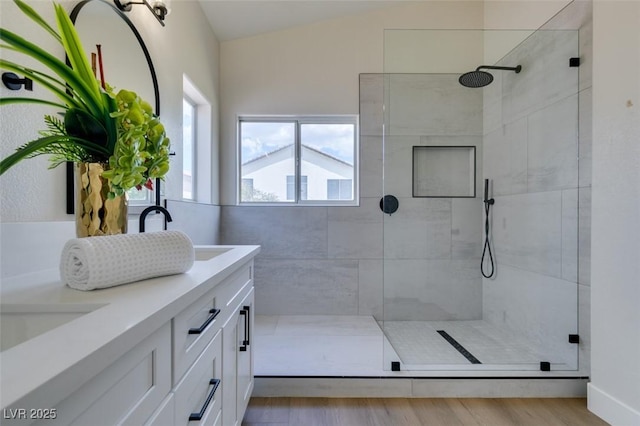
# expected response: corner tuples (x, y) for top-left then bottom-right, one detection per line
(379, 25), (582, 372)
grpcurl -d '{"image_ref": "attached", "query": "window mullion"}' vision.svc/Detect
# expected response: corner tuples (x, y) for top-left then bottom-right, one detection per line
(296, 119), (302, 203)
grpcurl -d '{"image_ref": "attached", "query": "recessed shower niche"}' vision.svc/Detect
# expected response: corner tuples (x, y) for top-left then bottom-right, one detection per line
(412, 146), (476, 198)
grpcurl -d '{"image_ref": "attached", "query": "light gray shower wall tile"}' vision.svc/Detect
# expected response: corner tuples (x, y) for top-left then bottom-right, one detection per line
(383, 259), (481, 321)
(328, 198), (383, 259)
(579, 87), (592, 188)
(420, 135), (483, 149)
(561, 189), (579, 283)
(451, 198), (483, 260)
(527, 94), (579, 193)
(578, 283), (591, 373)
(358, 259), (383, 320)
(449, 258), (483, 318)
(500, 30), (579, 125)
(482, 264), (578, 369)
(562, 187), (592, 287)
(578, 187), (592, 286)
(360, 136), (383, 198)
(359, 73), (387, 136)
(492, 191), (562, 277)
(579, 16), (593, 92)
(219, 206), (328, 258)
(382, 136), (421, 198)
(483, 72), (503, 135)
(483, 118), (528, 196)
(254, 258), (358, 315)
(383, 198), (451, 260)
(387, 74), (483, 136)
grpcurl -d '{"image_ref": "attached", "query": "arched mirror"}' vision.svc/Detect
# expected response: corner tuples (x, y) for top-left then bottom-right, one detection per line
(66, 0), (161, 213)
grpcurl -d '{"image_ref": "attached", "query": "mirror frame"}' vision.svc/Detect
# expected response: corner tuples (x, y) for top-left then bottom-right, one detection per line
(66, 0), (161, 214)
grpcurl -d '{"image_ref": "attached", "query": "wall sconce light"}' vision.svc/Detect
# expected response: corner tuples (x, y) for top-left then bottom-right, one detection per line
(114, 0), (169, 26)
(2, 72), (33, 91)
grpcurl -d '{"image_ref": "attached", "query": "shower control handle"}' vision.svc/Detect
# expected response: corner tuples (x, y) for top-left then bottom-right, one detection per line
(484, 179), (495, 205)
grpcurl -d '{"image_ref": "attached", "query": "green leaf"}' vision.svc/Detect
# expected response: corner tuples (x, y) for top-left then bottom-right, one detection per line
(0, 135), (109, 175)
(53, 3), (101, 104)
(12, 0), (61, 43)
(102, 92), (118, 154)
(0, 28), (104, 118)
(0, 97), (67, 110)
(0, 59), (83, 110)
(64, 108), (109, 149)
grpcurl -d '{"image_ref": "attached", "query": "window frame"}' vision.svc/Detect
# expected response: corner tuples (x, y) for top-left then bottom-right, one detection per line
(237, 115), (359, 206)
(182, 95), (197, 200)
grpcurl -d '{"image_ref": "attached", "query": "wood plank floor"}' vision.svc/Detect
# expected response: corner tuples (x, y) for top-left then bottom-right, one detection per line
(242, 397), (608, 426)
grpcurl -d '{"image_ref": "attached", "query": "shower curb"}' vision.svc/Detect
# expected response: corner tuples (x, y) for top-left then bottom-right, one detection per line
(253, 376), (589, 398)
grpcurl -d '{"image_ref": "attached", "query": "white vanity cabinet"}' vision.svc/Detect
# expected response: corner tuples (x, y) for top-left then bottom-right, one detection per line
(164, 260), (255, 426)
(221, 287), (255, 426)
(2, 257), (256, 426)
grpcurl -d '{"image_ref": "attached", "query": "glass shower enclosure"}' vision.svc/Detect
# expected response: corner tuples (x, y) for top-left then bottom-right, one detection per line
(376, 26), (582, 372)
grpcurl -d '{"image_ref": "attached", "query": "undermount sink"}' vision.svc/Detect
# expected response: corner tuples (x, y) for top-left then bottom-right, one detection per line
(194, 246), (232, 261)
(0, 303), (106, 352)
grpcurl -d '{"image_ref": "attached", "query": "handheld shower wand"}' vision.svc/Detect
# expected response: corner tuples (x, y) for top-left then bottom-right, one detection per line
(481, 179), (495, 278)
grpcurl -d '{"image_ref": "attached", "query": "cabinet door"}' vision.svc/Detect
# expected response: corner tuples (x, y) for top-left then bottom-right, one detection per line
(221, 311), (239, 426)
(236, 288), (254, 421)
(34, 323), (171, 426)
(221, 288), (254, 426)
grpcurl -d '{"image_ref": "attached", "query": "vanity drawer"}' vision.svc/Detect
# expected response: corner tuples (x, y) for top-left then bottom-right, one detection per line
(173, 287), (221, 383)
(173, 329), (223, 426)
(213, 263), (252, 324)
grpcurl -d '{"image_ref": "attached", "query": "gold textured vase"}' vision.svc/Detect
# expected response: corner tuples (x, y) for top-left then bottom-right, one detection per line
(76, 162), (128, 237)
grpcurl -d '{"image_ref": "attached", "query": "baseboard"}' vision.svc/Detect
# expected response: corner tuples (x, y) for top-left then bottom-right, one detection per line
(254, 377), (589, 398)
(588, 383), (640, 425)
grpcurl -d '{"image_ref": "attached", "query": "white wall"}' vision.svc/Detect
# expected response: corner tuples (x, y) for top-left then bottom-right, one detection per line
(588, 1), (640, 424)
(0, 0), (221, 222)
(219, 1), (486, 205)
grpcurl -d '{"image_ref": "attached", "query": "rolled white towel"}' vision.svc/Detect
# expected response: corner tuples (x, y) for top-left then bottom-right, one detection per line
(60, 231), (195, 291)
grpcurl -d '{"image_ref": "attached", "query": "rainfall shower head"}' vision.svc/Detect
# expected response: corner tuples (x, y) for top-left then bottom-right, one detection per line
(459, 65), (522, 88)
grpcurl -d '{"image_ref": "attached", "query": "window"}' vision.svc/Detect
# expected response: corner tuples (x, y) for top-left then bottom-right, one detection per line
(182, 74), (213, 204)
(126, 185), (153, 205)
(327, 179), (353, 200)
(287, 176), (308, 200)
(182, 97), (196, 200)
(239, 116), (358, 205)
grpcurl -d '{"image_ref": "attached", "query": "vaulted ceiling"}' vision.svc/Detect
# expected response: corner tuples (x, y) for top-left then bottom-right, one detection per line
(197, 1), (419, 41)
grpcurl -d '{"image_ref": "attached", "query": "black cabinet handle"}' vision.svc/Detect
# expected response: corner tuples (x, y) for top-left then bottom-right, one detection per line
(239, 305), (251, 351)
(188, 378), (220, 421)
(239, 309), (248, 351)
(188, 309), (220, 335)
(243, 305), (251, 346)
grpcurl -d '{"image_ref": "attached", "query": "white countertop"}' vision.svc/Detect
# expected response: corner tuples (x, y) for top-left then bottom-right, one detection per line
(0, 244), (260, 410)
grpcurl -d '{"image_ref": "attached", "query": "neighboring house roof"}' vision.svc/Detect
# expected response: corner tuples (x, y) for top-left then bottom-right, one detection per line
(242, 144), (352, 167)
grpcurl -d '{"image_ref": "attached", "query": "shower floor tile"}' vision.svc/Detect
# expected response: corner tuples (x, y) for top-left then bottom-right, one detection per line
(383, 320), (542, 366)
(254, 315), (384, 376)
(254, 315), (559, 376)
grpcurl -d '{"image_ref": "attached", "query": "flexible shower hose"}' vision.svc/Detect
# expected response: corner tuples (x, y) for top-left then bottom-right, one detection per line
(481, 200), (495, 278)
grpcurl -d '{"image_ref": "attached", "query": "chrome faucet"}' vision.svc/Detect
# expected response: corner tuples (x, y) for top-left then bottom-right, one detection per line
(139, 206), (173, 233)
